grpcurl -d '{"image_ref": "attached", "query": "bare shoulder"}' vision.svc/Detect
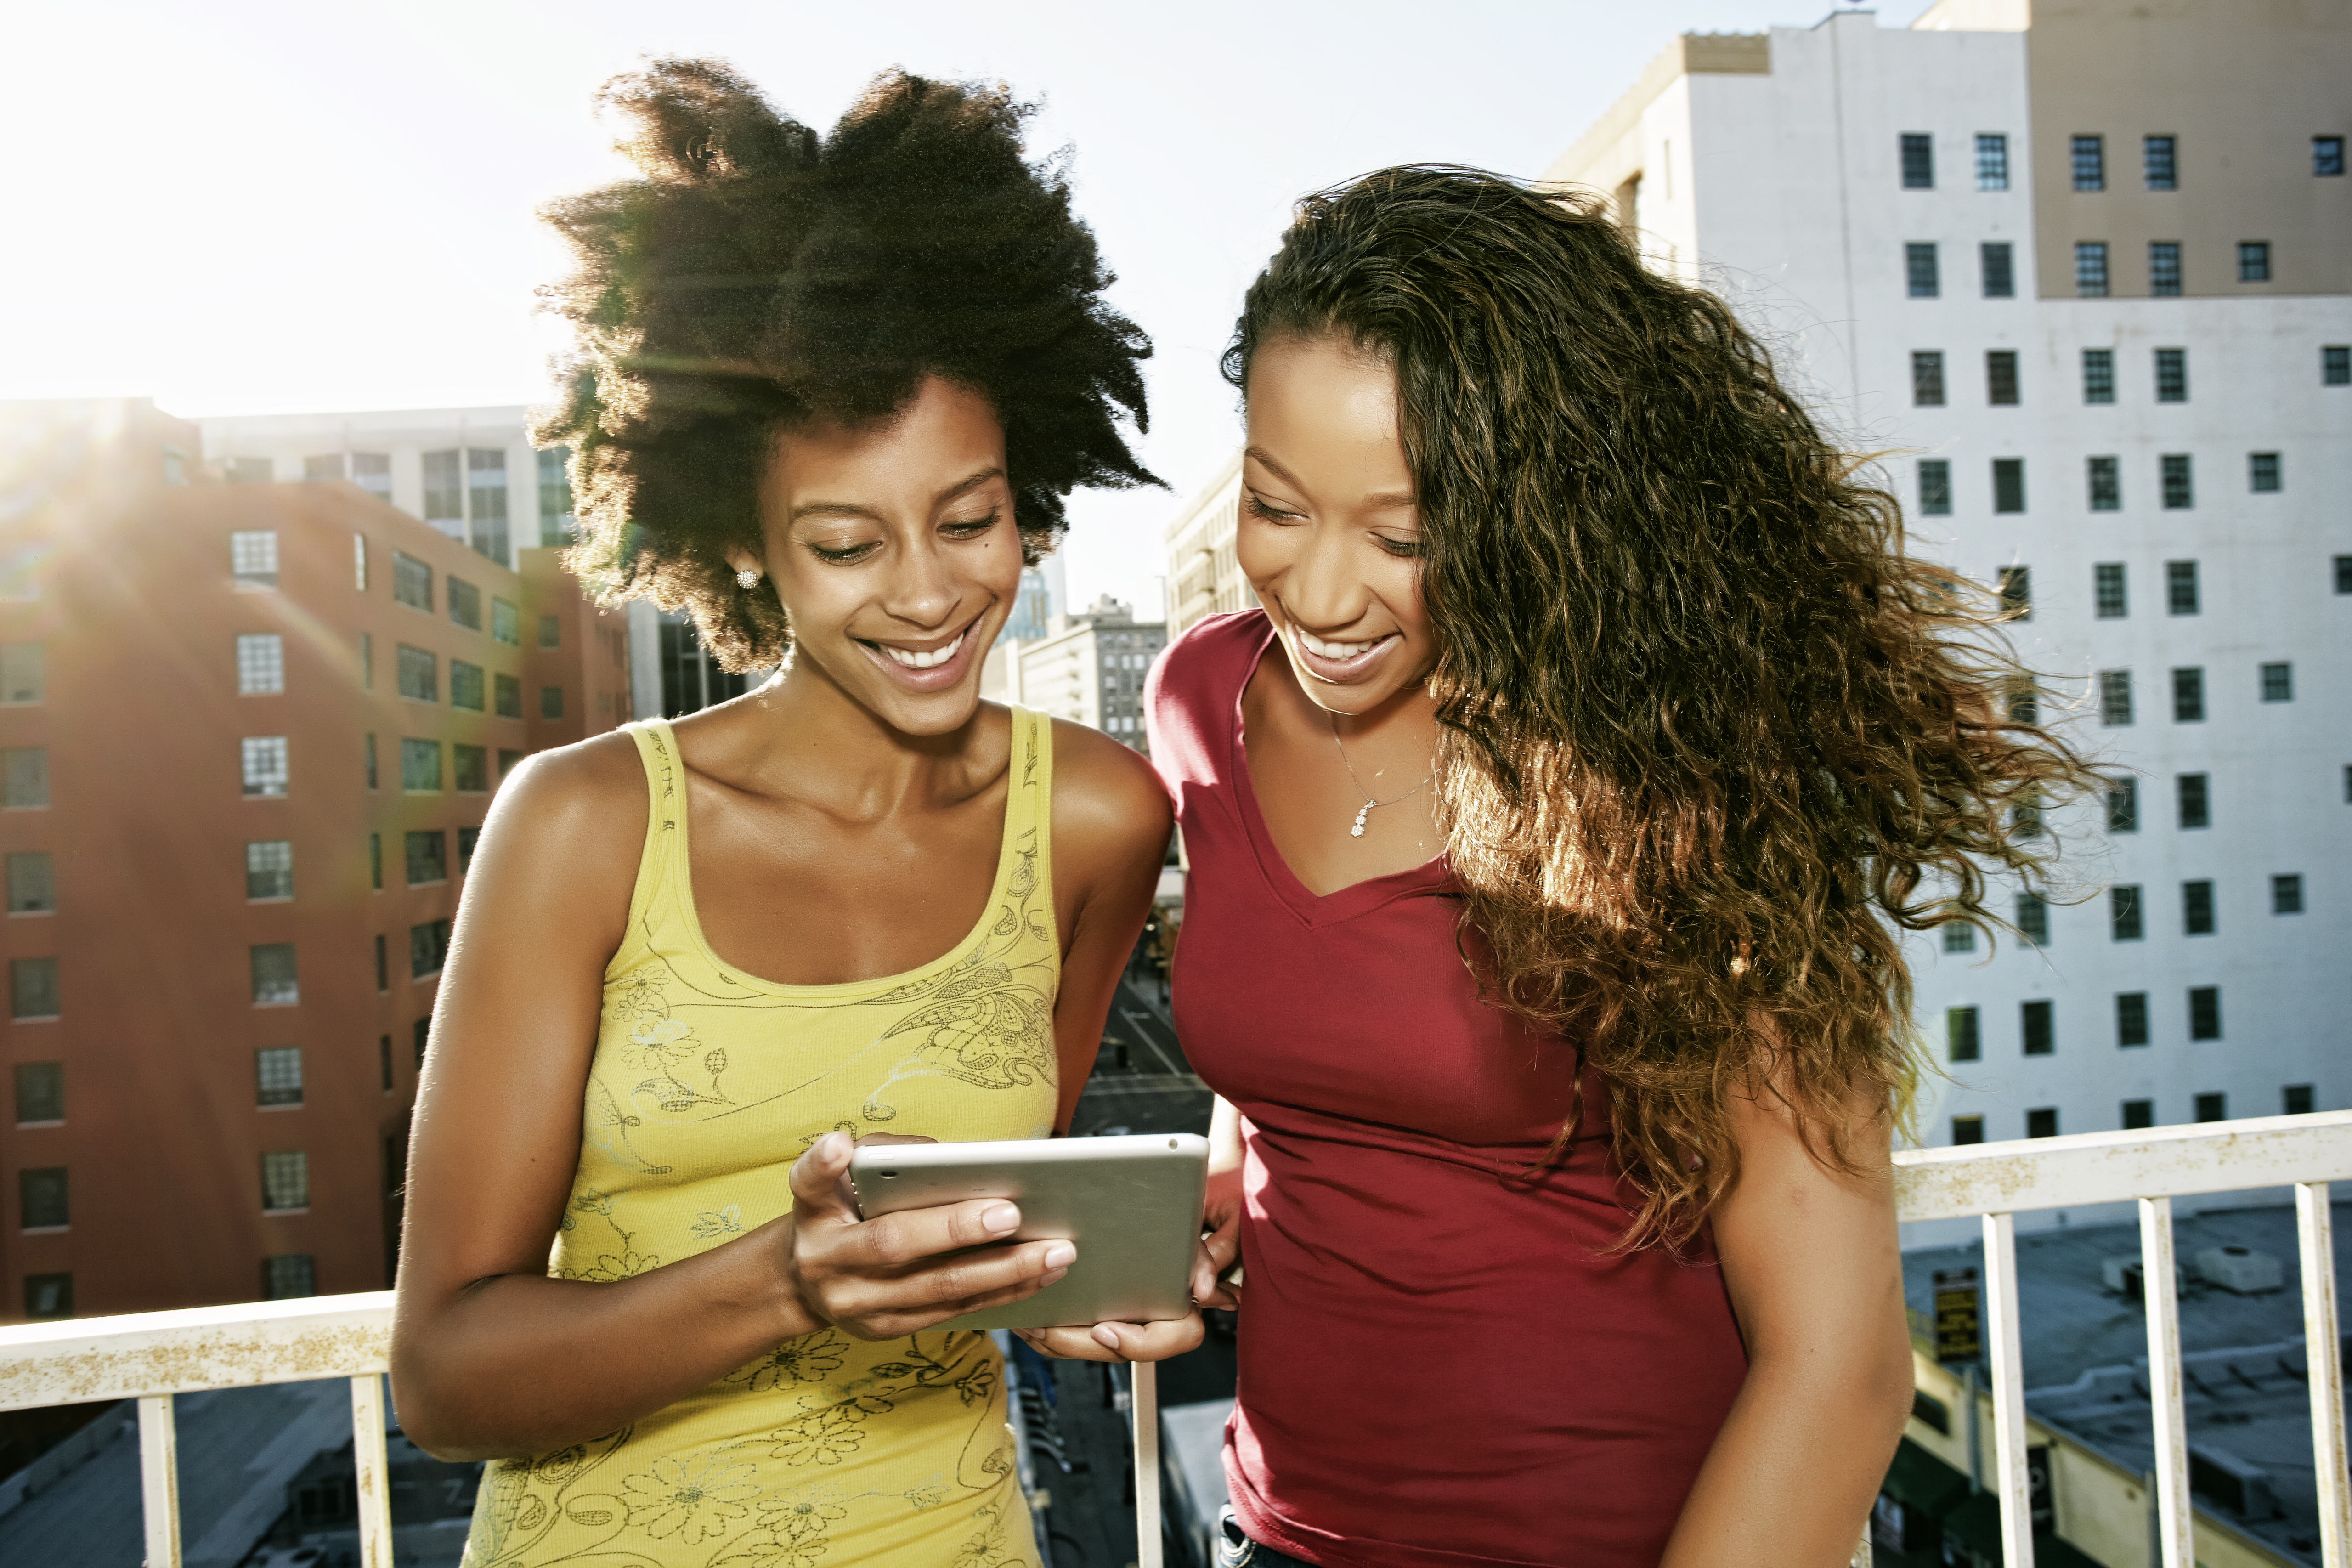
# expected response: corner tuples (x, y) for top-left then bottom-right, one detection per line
(1046, 718), (1171, 872)
(468, 729), (651, 922)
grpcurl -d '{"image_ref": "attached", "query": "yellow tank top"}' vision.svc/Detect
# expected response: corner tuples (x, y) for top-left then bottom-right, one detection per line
(464, 710), (1057, 1568)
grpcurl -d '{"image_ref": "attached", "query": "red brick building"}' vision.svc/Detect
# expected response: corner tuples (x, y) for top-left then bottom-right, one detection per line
(0, 399), (631, 1320)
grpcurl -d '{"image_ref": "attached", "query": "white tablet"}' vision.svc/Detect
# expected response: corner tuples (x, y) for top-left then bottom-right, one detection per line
(848, 1133), (1209, 1333)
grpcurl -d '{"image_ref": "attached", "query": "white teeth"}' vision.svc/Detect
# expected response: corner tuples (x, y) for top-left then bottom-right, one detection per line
(880, 628), (966, 670)
(1299, 630), (1381, 661)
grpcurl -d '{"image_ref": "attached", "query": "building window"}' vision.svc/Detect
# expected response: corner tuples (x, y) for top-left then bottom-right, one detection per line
(392, 551), (434, 613)
(2316, 136), (2346, 176)
(2116, 992), (2150, 1048)
(468, 449), (510, 562)
(2154, 347), (2189, 402)
(0, 546), (48, 603)
(261, 1150), (310, 1211)
(2182, 879), (2215, 935)
(499, 748), (524, 779)
(2260, 661), (2293, 702)
(2339, 555), (2352, 594)
(231, 531), (279, 589)
(23, 1273), (70, 1319)
(2122, 1098), (2154, 1128)
(251, 943), (298, 1006)
(2160, 454), (2194, 510)
(1985, 350), (2019, 405)
(262, 1255), (316, 1300)
(374, 932), (388, 992)
(21, 1167), (68, 1229)
(2093, 561), (2126, 616)
(1980, 243), (2015, 299)
(458, 826), (481, 876)
(2025, 1107), (2059, 1139)
(400, 738), (442, 792)
(1911, 351), (1946, 406)
(6, 851), (53, 915)
(2168, 668), (2206, 725)
(1996, 566), (2030, 619)
(2248, 452), (2280, 492)
(2081, 348), (2115, 403)
(1991, 459), (2025, 514)
(2075, 243), (2109, 297)
(1, 746), (48, 810)
(2193, 1092), (2226, 1123)
(492, 598), (520, 645)
(2329, 346), (2352, 385)
(411, 918), (452, 980)
(242, 736), (289, 798)
(360, 632), (373, 691)
(11, 957), (59, 1020)
(2071, 135), (2104, 190)
(15, 1061), (63, 1124)
(2272, 873), (2303, 915)
(423, 449), (463, 524)
(2148, 242), (2182, 296)
(246, 840), (293, 900)
(450, 661), (485, 713)
(1941, 917), (1976, 954)
(379, 1035), (393, 1091)
(493, 672), (523, 719)
(2021, 999), (2054, 1056)
(1952, 1115), (1985, 1146)
(538, 446), (576, 544)
(2017, 891), (2048, 947)
(538, 616), (562, 651)
(2177, 772), (2210, 828)
(541, 685), (566, 720)
(2105, 776), (2137, 832)
(1974, 133), (2008, 190)
(236, 633), (284, 696)
(2143, 135), (2177, 190)
(2110, 885), (2143, 940)
(2187, 987), (2222, 1042)
(256, 1047), (303, 1108)
(1900, 133), (1934, 189)
(2007, 681), (2038, 726)
(2165, 559), (2199, 615)
(1946, 1006), (1980, 1063)
(365, 733), (378, 791)
(453, 743), (489, 793)
(396, 645), (437, 703)
(2095, 669), (2132, 726)
(0, 644), (43, 704)
(406, 830), (448, 886)
(353, 532), (369, 592)
(1917, 459), (1951, 517)
(448, 578), (483, 634)
(2284, 1085), (2315, 1116)
(414, 1016), (430, 1066)
(1905, 243), (1939, 298)
(2012, 791), (2044, 839)
(2236, 240), (2272, 283)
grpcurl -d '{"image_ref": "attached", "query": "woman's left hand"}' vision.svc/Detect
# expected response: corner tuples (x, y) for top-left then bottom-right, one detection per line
(1009, 1238), (1221, 1361)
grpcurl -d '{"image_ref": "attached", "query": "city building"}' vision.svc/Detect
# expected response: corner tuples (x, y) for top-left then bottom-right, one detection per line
(1163, 453), (1251, 639)
(1547, 0), (2349, 1204)
(997, 597), (1167, 753)
(0, 398), (629, 1325)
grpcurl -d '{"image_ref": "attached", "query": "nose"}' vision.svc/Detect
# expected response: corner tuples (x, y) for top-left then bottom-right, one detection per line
(878, 531), (962, 630)
(1279, 517), (1374, 633)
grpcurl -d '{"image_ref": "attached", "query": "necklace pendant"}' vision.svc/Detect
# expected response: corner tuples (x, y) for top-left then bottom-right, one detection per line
(1351, 801), (1371, 838)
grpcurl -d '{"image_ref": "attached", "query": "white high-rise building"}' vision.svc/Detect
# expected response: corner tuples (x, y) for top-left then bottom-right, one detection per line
(1548, 0), (2349, 1205)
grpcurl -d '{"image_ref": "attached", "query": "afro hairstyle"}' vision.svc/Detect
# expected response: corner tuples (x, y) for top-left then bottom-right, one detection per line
(535, 59), (1158, 670)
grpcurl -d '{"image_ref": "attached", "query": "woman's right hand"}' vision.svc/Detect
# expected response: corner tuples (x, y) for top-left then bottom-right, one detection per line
(780, 1131), (1075, 1339)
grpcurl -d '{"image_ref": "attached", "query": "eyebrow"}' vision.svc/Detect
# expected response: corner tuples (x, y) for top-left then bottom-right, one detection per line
(788, 465), (1007, 525)
(1243, 446), (1415, 509)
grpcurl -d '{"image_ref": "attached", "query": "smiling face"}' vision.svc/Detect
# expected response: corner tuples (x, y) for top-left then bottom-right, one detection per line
(1236, 334), (1435, 718)
(730, 376), (1022, 737)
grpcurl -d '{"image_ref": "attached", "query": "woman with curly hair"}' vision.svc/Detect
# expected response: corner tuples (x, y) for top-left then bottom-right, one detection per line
(388, 61), (1193, 1568)
(1028, 167), (2092, 1565)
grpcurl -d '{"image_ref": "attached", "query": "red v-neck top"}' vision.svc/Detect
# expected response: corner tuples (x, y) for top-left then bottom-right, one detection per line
(1148, 611), (1748, 1568)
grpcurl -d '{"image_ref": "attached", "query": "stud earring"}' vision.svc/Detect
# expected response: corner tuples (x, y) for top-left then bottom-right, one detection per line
(736, 567), (761, 589)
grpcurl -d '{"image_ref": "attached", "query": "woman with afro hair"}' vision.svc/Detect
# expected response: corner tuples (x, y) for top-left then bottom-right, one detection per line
(388, 61), (1194, 1568)
(1021, 167), (2102, 1566)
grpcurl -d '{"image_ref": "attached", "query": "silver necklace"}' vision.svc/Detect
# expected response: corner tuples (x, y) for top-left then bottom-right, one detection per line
(1330, 717), (1433, 838)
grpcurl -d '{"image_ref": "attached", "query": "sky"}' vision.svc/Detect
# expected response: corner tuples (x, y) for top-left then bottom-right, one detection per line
(0, 0), (1936, 614)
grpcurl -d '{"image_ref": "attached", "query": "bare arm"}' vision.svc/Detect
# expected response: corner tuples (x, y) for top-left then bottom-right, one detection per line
(1657, 1079), (1914, 1567)
(390, 741), (1074, 1461)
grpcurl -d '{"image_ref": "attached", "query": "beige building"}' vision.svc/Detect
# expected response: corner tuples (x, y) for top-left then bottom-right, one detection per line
(1161, 453), (1252, 639)
(998, 597), (1166, 754)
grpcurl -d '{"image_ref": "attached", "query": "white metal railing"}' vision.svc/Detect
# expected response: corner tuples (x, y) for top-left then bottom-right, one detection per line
(0, 1111), (2344, 1568)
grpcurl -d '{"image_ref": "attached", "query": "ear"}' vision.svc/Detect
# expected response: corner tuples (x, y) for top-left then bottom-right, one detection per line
(723, 545), (764, 578)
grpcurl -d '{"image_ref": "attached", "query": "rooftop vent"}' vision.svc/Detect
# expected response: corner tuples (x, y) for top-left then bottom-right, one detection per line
(2194, 1245), (2283, 1294)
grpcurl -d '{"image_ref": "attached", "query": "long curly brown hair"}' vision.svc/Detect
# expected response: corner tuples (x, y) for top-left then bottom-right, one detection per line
(535, 60), (1157, 670)
(1224, 166), (2099, 1248)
